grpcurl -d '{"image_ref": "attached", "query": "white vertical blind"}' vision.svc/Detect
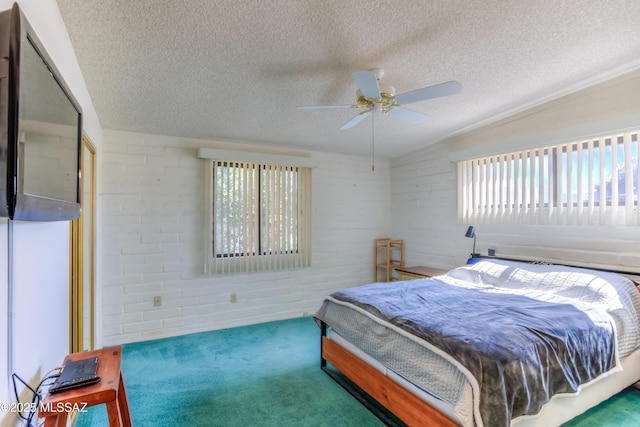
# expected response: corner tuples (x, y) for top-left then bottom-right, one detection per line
(537, 148), (545, 223)
(586, 139), (594, 222)
(636, 132), (640, 226)
(458, 129), (639, 226)
(210, 160), (311, 273)
(611, 136), (619, 219)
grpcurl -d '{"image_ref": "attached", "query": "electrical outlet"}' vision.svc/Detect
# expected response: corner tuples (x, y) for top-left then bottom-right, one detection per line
(230, 293), (237, 303)
(153, 296), (162, 307)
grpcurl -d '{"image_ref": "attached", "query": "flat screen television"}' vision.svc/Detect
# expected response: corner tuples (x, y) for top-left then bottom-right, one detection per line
(0, 3), (82, 221)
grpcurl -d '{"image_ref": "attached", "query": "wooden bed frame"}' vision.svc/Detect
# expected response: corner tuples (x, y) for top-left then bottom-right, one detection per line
(319, 321), (457, 427)
(318, 258), (640, 427)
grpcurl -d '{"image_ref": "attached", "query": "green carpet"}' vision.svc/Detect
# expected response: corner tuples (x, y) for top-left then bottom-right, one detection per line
(73, 317), (640, 426)
(74, 317), (384, 426)
(562, 387), (640, 427)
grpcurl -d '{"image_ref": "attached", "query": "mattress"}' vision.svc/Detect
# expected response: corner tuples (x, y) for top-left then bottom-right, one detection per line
(316, 259), (640, 427)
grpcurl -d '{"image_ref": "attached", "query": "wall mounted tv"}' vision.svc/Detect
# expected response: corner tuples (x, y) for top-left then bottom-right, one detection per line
(0, 3), (82, 221)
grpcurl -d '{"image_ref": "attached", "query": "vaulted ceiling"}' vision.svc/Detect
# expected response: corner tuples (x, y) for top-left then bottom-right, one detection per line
(56, 0), (640, 159)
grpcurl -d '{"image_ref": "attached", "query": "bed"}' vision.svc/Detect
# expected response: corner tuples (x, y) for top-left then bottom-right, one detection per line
(315, 258), (640, 427)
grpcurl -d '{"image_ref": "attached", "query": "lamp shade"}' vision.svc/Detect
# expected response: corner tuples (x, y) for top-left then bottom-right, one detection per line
(465, 226), (475, 238)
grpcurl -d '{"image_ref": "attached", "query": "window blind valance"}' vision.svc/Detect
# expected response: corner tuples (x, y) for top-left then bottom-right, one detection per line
(197, 148), (316, 168)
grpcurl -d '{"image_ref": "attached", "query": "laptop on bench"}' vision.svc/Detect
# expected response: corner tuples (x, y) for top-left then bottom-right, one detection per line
(49, 356), (101, 394)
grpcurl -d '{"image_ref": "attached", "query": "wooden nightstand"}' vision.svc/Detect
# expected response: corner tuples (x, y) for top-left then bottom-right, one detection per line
(395, 266), (448, 281)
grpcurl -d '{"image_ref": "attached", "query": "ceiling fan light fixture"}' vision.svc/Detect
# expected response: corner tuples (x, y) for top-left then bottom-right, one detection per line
(356, 85), (396, 109)
(378, 83), (395, 97)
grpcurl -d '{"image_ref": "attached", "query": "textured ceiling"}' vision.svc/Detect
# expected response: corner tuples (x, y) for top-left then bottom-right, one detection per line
(56, 0), (640, 159)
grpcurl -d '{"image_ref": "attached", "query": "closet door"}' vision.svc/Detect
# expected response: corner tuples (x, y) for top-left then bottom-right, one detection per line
(70, 134), (96, 352)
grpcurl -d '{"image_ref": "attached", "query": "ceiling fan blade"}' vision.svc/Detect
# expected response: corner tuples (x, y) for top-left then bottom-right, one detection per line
(340, 110), (371, 130)
(352, 71), (381, 99)
(394, 80), (462, 105)
(386, 107), (428, 124)
(296, 104), (353, 110)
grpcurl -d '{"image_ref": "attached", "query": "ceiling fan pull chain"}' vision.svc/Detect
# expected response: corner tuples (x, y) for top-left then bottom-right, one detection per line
(371, 113), (375, 172)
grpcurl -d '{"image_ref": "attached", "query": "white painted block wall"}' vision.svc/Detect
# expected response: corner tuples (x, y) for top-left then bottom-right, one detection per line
(390, 143), (468, 269)
(101, 130), (391, 345)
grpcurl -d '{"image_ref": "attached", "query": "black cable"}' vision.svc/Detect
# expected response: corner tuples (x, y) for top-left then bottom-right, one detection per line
(11, 373), (35, 422)
(31, 372), (61, 427)
(11, 368), (62, 427)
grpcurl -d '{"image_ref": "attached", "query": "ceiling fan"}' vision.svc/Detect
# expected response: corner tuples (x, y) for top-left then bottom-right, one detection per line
(296, 68), (462, 130)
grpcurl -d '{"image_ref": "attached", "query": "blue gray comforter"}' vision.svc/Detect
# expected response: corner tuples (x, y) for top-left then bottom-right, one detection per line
(330, 278), (616, 427)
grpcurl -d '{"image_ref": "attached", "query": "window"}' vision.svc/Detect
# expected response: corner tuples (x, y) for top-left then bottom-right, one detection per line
(208, 160), (311, 273)
(458, 129), (639, 226)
